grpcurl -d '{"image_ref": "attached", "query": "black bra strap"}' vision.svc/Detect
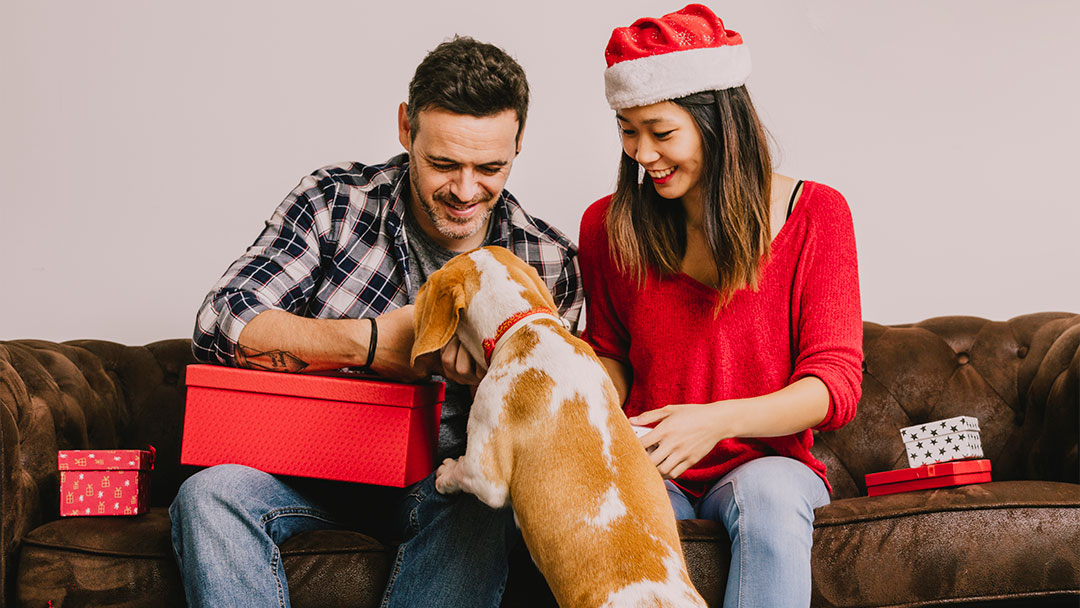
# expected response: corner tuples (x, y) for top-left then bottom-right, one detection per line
(786, 180), (804, 220)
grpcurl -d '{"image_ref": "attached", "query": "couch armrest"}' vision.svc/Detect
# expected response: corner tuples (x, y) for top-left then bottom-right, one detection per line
(1, 362), (19, 605)
(1, 342), (52, 605)
(1019, 314), (1080, 481)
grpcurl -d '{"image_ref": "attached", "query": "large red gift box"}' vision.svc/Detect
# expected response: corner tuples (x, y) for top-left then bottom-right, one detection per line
(58, 449), (154, 516)
(865, 459), (992, 497)
(181, 365), (444, 487)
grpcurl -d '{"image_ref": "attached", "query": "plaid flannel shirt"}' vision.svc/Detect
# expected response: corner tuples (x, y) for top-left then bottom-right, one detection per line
(194, 153), (584, 365)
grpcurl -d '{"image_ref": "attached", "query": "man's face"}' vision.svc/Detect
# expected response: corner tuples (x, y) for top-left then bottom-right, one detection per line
(398, 105), (521, 252)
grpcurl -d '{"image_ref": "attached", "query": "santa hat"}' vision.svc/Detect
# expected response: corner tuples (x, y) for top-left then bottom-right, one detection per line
(604, 4), (751, 110)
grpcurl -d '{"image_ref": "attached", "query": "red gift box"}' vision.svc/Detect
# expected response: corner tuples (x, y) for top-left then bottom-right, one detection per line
(865, 459), (992, 497)
(58, 449), (154, 516)
(181, 365), (444, 487)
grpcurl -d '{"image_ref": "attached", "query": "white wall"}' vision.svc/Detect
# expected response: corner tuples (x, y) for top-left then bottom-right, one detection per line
(2, 0), (1077, 344)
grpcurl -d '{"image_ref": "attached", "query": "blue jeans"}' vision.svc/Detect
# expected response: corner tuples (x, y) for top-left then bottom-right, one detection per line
(169, 464), (518, 608)
(666, 456), (830, 608)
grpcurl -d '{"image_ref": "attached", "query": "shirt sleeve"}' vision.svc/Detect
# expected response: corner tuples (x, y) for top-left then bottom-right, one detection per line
(192, 171), (333, 365)
(788, 185), (864, 432)
(578, 197), (631, 364)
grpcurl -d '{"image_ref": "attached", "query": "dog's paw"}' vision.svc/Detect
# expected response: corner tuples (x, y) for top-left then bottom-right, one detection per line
(435, 457), (464, 494)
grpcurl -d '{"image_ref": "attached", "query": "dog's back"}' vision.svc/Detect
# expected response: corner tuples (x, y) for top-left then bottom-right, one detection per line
(482, 318), (704, 607)
(412, 247), (705, 607)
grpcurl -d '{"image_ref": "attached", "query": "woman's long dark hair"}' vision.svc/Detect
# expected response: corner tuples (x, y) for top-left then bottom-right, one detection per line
(606, 86), (772, 304)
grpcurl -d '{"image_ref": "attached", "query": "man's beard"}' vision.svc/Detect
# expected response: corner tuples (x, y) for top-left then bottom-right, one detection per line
(410, 170), (495, 241)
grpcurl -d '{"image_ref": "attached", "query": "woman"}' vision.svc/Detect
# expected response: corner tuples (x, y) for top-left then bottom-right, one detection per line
(579, 5), (864, 607)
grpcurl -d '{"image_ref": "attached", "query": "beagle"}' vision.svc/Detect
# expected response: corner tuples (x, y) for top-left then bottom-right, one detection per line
(411, 246), (705, 608)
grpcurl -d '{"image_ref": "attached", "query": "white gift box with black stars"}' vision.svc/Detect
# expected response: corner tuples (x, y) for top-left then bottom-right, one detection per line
(900, 416), (984, 467)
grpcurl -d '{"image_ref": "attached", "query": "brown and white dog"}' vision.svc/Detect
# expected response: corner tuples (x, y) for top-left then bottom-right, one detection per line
(411, 246), (706, 608)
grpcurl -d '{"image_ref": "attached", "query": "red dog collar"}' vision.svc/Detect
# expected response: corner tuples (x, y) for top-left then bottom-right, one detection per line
(482, 307), (557, 365)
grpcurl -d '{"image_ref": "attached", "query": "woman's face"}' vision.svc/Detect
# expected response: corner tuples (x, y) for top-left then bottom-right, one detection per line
(616, 101), (704, 204)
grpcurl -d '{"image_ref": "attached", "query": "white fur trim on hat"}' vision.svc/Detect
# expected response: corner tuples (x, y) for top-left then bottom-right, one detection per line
(605, 44), (752, 110)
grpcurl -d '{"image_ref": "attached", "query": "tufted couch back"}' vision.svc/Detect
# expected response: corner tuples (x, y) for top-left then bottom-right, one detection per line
(1, 313), (1078, 601)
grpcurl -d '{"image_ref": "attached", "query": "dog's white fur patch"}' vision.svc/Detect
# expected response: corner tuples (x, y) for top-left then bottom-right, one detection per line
(586, 484), (627, 528)
(600, 547), (704, 608)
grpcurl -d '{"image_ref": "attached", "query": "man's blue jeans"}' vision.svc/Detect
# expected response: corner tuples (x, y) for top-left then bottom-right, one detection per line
(666, 456), (830, 608)
(169, 464), (518, 607)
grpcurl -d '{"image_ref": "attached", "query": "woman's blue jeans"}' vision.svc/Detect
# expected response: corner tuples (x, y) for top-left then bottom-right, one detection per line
(169, 463), (518, 608)
(666, 456), (830, 608)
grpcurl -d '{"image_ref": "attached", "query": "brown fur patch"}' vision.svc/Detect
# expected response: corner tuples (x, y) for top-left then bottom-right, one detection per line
(502, 366), (554, 429)
(500, 326), (541, 366)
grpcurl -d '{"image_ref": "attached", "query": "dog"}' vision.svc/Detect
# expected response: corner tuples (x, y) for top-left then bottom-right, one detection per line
(411, 246), (706, 608)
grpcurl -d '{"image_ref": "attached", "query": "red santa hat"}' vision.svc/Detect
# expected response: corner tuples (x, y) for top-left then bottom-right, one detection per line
(604, 4), (751, 110)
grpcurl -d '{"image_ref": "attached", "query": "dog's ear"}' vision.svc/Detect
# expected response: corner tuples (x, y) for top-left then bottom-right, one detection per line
(411, 279), (465, 366)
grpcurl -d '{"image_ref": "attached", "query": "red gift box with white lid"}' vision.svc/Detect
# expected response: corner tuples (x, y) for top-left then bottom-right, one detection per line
(865, 415), (993, 496)
(181, 364), (444, 487)
(865, 459), (992, 497)
(58, 448), (154, 516)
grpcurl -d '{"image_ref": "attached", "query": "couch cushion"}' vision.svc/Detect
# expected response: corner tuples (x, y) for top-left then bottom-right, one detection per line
(811, 480), (1080, 607)
(15, 508), (394, 608)
(277, 529), (393, 608)
(15, 509), (185, 608)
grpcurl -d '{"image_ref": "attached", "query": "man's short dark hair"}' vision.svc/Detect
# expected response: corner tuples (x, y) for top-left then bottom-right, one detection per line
(407, 36), (529, 144)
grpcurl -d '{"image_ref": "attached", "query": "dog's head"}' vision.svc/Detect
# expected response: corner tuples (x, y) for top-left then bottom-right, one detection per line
(410, 246), (559, 366)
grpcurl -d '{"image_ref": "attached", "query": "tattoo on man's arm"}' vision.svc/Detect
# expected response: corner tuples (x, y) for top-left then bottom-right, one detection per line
(235, 344), (309, 372)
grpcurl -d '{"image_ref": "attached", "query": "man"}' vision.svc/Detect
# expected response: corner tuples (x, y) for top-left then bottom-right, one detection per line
(170, 36), (583, 607)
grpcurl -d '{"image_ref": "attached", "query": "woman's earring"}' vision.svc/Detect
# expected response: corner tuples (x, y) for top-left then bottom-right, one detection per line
(637, 162), (645, 185)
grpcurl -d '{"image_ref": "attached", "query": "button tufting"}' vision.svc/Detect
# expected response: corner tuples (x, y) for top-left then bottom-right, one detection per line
(1017, 346), (1028, 358)
(956, 352), (970, 365)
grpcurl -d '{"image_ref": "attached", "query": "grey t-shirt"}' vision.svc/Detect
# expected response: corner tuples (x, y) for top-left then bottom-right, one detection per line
(404, 207), (495, 462)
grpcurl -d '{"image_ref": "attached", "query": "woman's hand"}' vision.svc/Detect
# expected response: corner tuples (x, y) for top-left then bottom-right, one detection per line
(630, 403), (735, 480)
(627, 378), (831, 479)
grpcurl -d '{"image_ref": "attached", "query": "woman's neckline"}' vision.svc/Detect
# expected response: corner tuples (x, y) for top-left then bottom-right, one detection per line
(671, 180), (812, 293)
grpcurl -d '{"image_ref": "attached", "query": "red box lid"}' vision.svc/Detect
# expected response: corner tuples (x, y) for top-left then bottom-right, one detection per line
(865, 459), (991, 487)
(58, 450), (154, 471)
(185, 364), (444, 407)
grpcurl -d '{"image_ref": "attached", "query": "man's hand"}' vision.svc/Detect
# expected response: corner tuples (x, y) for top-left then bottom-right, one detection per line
(439, 336), (486, 385)
(378, 306), (485, 384)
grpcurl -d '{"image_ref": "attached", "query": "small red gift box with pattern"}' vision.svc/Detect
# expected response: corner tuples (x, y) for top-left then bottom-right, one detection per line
(58, 448), (154, 516)
(181, 365), (444, 487)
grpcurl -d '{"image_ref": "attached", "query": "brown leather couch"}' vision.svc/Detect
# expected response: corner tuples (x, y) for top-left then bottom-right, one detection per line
(2, 313), (1078, 607)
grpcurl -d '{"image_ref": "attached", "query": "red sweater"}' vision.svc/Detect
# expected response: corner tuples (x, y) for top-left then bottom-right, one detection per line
(579, 182), (863, 491)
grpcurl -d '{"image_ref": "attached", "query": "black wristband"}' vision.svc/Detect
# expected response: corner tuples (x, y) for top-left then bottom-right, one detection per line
(362, 317), (378, 370)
